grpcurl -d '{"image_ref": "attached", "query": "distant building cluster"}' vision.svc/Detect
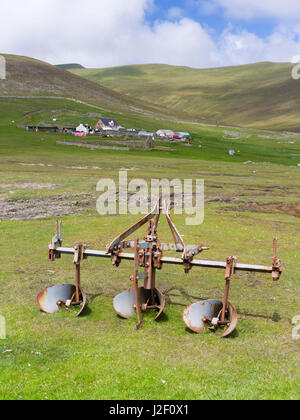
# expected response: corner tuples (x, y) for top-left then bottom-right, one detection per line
(139, 129), (191, 140)
(26, 117), (191, 142)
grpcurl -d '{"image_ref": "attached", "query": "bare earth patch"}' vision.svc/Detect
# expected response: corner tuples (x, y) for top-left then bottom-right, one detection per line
(223, 201), (300, 218)
(0, 193), (96, 221)
(0, 183), (56, 189)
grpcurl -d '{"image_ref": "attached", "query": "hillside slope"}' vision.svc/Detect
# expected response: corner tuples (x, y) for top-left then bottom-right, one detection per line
(0, 55), (183, 119)
(72, 62), (300, 130)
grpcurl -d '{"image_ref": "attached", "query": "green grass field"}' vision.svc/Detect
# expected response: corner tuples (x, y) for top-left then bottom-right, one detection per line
(0, 98), (299, 400)
(72, 62), (300, 131)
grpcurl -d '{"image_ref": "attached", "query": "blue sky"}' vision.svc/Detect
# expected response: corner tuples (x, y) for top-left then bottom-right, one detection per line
(147, 0), (281, 39)
(1, 0), (300, 68)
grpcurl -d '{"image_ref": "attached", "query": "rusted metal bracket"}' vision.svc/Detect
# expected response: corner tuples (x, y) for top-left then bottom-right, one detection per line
(73, 243), (85, 305)
(166, 203), (209, 273)
(48, 220), (63, 261)
(132, 239), (143, 330)
(272, 238), (282, 281)
(107, 200), (161, 265)
(221, 256), (237, 323)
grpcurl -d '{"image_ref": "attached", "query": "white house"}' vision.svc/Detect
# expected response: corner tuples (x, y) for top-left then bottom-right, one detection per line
(95, 118), (120, 131)
(76, 124), (89, 133)
(156, 129), (175, 138)
(138, 130), (154, 137)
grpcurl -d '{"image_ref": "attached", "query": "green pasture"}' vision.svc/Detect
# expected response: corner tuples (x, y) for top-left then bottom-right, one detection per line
(0, 98), (299, 400)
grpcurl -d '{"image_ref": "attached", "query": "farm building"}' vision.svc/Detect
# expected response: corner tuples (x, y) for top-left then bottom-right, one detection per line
(156, 129), (175, 138)
(62, 127), (76, 134)
(138, 130), (154, 137)
(95, 118), (120, 131)
(27, 126), (59, 133)
(76, 124), (89, 133)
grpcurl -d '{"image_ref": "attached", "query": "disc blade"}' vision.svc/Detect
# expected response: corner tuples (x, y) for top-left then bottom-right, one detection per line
(114, 288), (166, 320)
(76, 286), (87, 317)
(37, 284), (76, 314)
(154, 288), (166, 320)
(221, 301), (238, 338)
(183, 299), (223, 333)
(113, 289), (136, 319)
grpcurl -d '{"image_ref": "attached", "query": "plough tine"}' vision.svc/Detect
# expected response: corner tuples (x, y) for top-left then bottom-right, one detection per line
(133, 239), (143, 330)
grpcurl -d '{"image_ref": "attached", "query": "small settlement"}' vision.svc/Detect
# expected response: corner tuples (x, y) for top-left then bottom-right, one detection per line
(26, 117), (191, 142)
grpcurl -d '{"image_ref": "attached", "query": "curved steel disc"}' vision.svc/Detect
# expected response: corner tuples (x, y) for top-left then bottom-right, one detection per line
(37, 284), (87, 316)
(113, 288), (166, 320)
(183, 299), (223, 333)
(113, 289), (136, 319)
(154, 288), (166, 321)
(76, 286), (87, 317)
(221, 301), (238, 338)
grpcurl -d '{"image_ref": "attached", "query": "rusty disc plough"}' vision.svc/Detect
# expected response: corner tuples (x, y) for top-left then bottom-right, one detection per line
(37, 200), (283, 337)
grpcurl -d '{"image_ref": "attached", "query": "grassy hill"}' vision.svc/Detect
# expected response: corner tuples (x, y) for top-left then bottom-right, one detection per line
(72, 62), (300, 131)
(0, 55), (184, 120)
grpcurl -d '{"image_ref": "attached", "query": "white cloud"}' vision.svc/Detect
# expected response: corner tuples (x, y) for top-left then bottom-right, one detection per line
(211, 0), (300, 21)
(139, 18), (218, 67)
(0, 0), (219, 68)
(0, 0), (152, 66)
(219, 26), (300, 66)
(193, 0), (218, 15)
(0, 0), (300, 68)
(292, 55), (300, 63)
(167, 7), (184, 20)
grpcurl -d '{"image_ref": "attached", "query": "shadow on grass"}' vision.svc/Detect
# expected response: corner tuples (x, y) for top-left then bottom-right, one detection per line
(238, 310), (281, 322)
(184, 326), (239, 338)
(80, 305), (92, 317)
(156, 312), (169, 323)
(86, 293), (102, 303)
(116, 311), (169, 323)
(164, 286), (210, 307)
